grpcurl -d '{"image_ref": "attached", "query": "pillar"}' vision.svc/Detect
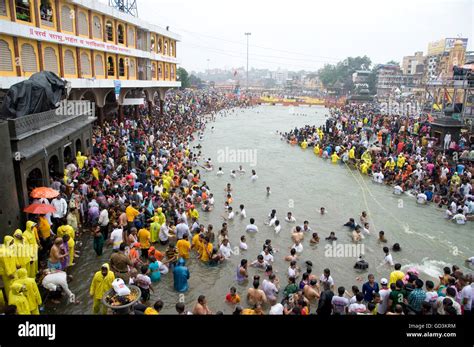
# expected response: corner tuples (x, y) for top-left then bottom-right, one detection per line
(160, 99), (164, 116)
(147, 100), (153, 116)
(98, 107), (105, 125)
(118, 105), (124, 124)
(134, 105), (139, 120)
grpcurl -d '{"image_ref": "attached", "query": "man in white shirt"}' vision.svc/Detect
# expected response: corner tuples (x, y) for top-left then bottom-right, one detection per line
(245, 218), (259, 233)
(416, 192), (427, 204)
(377, 278), (391, 315)
(269, 298), (284, 315)
(332, 286), (350, 314)
(262, 275), (279, 301)
(452, 210), (467, 225)
(42, 269), (78, 304)
(238, 205), (246, 219)
(175, 219), (190, 240)
(109, 226), (124, 251)
(459, 276), (473, 314)
(393, 185), (403, 195)
(383, 247), (394, 266)
(285, 212), (296, 223)
(373, 171), (384, 184)
(51, 195), (68, 228)
(219, 239), (233, 259)
(98, 207), (109, 239)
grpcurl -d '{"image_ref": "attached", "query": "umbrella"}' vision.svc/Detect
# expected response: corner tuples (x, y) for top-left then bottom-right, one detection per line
(30, 187), (59, 199)
(23, 203), (57, 215)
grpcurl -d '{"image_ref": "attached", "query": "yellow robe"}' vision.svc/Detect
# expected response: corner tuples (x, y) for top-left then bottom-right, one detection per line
(13, 268), (42, 314)
(8, 282), (30, 315)
(0, 236), (17, 298)
(89, 264), (115, 300)
(23, 221), (39, 278)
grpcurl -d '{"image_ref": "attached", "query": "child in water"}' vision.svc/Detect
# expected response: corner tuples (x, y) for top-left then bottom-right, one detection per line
(325, 232), (337, 241)
(378, 230), (388, 243)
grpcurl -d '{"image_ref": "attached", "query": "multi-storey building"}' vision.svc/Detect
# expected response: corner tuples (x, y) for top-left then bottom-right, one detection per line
(0, 0), (181, 234)
(0, 0), (181, 121)
(402, 51), (425, 75)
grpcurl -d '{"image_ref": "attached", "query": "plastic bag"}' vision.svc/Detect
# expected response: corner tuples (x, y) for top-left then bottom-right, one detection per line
(112, 278), (131, 296)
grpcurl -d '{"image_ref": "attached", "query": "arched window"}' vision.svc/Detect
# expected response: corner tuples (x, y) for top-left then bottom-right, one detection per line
(80, 52), (91, 76)
(0, 39), (13, 72)
(118, 57), (125, 77)
(117, 24), (124, 44)
(94, 54), (104, 76)
(157, 37), (162, 53)
(170, 65), (175, 80)
(164, 64), (168, 79)
(16, 0), (32, 22)
(107, 56), (115, 76)
(63, 49), (76, 75)
(127, 27), (135, 47)
(158, 63), (162, 79)
(43, 46), (58, 75)
(129, 59), (136, 78)
(0, 0), (8, 17)
(61, 5), (73, 32)
(151, 62), (156, 79)
(170, 42), (174, 57)
(164, 40), (168, 55)
(92, 16), (102, 39)
(78, 11), (88, 36)
(20, 43), (38, 73)
(150, 35), (155, 52)
(39, 0), (54, 27)
(105, 20), (113, 41)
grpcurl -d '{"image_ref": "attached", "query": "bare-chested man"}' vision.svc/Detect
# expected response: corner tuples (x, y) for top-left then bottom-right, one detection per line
(48, 237), (67, 270)
(303, 280), (320, 301)
(291, 226), (304, 243)
(247, 280), (267, 306)
(193, 295), (213, 315)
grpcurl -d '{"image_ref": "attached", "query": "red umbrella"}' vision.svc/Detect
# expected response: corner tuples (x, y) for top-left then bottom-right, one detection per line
(30, 187), (59, 199)
(23, 203), (57, 215)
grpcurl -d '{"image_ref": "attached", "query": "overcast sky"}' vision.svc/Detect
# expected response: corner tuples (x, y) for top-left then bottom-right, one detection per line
(104, 0), (473, 72)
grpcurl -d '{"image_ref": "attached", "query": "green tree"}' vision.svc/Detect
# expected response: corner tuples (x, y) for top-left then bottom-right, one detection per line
(177, 67), (190, 88)
(318, 56), (372, 92)
(386, 60), (400, 67)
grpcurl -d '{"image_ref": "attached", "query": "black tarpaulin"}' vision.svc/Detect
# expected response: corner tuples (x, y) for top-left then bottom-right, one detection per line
(0, 71), (67, 119)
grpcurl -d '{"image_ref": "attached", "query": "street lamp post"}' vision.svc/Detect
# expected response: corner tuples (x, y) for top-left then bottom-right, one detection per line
(245, 32), (251, 91)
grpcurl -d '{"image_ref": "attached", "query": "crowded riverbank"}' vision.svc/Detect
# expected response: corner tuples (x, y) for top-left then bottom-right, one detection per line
(1, 99), (473, 316)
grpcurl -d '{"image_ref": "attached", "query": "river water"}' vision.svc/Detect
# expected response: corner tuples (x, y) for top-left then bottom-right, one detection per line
(51, 105), (473, 314)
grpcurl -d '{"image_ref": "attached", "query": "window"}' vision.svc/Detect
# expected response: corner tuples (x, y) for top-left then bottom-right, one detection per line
(61, 5), (73, 32)
(150, 35), (155, 52)
(21, 43), (38, 73)
(43, 46), (58, 75)
(157, 37), (162, 53)
(170, 42), (174, 57)
(107, 56), (114, 76)
(127, 27), (135, 47)
(0, 0), (7, 17)
(105, 20), (113, 41)
(129, 59), (136, 78)
(16, 0), (32, 22)
(94, 54), (104, 76)
(151, 62), (156, 79)
(164, 64), (168, 79)
(0, 39), (13, 72)
(78, 11), (88, 36)
(63, 49), (76, 75)
(164, 40), (168, 55)
(118, 57), (125, 77)
(80, 52), (91, 76)
(158, 63), (162, 79)
(39, 0), (53, 26)
(92, 16), (102, 39)
(170, 65), (175, 80)
(117, 24), (124, 44)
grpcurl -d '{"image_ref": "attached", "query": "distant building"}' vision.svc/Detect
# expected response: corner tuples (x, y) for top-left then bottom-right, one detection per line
(425, 38), (468, 81)
(402, 51), (424, 75)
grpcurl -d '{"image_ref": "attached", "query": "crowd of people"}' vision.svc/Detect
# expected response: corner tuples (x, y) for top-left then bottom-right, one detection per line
(282, 103), (474, 224)
(1, 95), (473, 316)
